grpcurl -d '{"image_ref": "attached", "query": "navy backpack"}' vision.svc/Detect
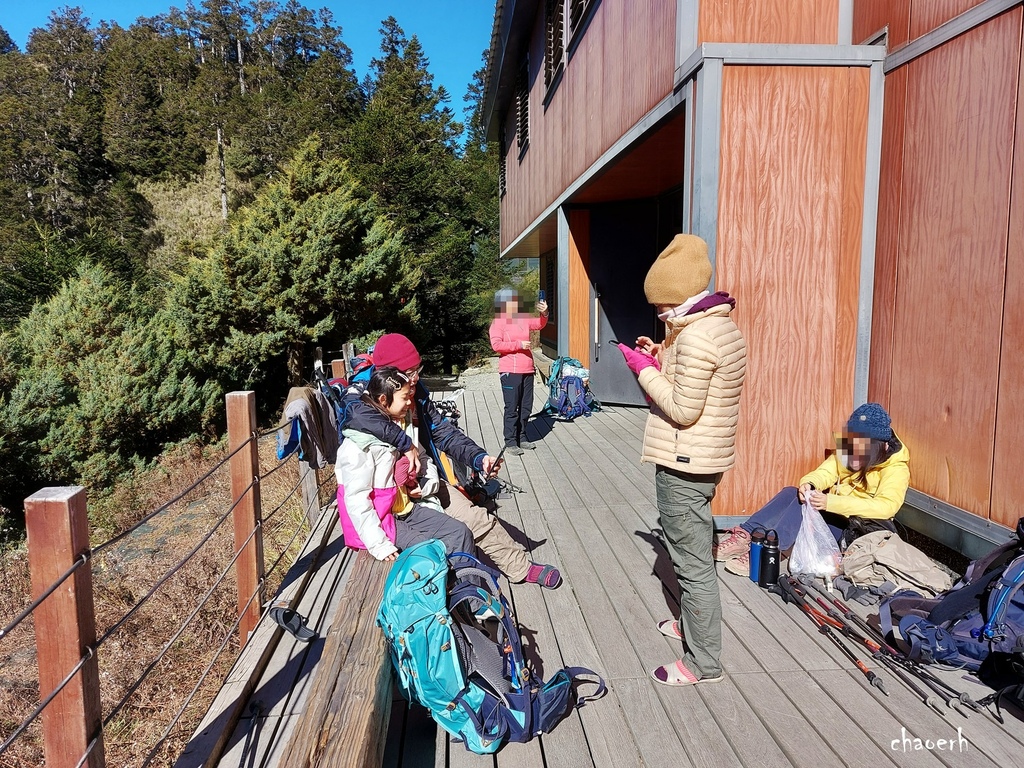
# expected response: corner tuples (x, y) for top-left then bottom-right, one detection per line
(880, 517), (1024, 671)
(545, 357), (599, 421)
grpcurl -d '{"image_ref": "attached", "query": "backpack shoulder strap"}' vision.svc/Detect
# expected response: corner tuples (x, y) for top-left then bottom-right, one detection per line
(982, 553), (1024, 641)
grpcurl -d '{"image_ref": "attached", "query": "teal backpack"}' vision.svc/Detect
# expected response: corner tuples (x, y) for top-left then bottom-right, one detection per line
(376, 539), (604, 754)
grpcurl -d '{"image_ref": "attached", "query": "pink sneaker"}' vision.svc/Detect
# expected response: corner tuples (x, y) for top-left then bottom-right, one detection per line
(723, 552), (750, 576)
(713, 527), (751, 561)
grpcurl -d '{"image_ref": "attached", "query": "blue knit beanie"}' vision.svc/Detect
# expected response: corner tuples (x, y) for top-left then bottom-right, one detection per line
(847, 403), (892, 441)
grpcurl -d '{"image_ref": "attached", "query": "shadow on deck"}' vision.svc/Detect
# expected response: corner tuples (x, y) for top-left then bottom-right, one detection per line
(183, 368), (1024, 768)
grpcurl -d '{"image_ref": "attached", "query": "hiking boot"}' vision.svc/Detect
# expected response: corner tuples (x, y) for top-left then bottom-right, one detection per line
(506, 444), (524, 456)
(713, 526), (751, 561)
(723, 552), (750, 577)
(519, 440), (536, 450)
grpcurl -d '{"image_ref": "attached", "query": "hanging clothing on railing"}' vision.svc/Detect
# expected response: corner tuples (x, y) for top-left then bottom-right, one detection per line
(277, 387), (339, 468)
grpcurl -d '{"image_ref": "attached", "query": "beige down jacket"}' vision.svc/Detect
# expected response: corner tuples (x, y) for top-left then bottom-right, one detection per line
(638, 304), (746, 473)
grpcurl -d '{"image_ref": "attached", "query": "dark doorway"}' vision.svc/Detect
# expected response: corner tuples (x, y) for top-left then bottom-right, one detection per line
(585, 190), (684, 405)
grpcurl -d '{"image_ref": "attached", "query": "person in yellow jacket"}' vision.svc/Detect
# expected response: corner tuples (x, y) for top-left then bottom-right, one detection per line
(716, 402), (911, 576)
(616, 233), (746, 687)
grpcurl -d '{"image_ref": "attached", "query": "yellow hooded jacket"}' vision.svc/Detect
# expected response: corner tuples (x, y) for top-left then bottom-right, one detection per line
(799, 437), (910, 520)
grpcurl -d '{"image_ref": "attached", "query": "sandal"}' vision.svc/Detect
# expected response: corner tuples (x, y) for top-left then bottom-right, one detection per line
(650, 659), (724, 687)
(525, 563), (562, 589)
(270, 605), (317, 642)
(657, 619), (684, 640)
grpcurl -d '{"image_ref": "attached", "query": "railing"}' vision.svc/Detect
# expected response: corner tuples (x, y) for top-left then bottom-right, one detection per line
(0, 390), (336, 768)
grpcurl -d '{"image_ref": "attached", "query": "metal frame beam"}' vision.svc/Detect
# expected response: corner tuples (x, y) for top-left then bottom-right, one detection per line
(884, 0), (1022, 73)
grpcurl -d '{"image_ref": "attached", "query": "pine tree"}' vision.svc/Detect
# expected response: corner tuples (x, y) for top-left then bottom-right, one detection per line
(345, 17), (478, 370)
(170, 137), (406, 396)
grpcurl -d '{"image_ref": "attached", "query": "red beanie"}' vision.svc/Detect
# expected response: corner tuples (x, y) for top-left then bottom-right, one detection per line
(373, 333), (421, 371)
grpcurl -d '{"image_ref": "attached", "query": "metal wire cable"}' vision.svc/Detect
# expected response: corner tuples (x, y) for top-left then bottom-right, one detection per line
(259, 451), (297, 481)
(257, 422), (287, 438)
(0, 646), (95, 756)
(95, 478), (256, 650)
(100, 519), (263, 731)
(260, 473), (304, 527)
(74, 733), (100, 768)
(0, 551), (89, 642)
(93, 434), (257, 558)
(263, 509), (313, 579)
(138, 585), (263, 768)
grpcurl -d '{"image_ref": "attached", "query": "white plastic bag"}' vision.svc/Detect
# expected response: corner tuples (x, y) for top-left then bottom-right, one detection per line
(789, 499), (842, 577)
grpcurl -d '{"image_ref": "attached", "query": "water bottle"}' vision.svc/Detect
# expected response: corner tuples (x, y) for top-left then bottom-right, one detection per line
(758, 529), (780, 588)
(748, 527), (766, 583)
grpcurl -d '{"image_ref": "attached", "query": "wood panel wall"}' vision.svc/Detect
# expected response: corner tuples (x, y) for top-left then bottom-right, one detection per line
(567, 209), (591, 365)
(993, 42), (1024, 528)
(888, 10), (1020, 517)
(698, 0), (839, 44)
(909, 0), (990, 39)
(713, 65), (869, 516)
(499, 0), (676, 250)
(853, 0), (911, 47)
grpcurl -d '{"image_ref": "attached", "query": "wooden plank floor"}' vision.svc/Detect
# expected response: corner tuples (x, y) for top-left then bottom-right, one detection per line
(194, 368), (1024, 768)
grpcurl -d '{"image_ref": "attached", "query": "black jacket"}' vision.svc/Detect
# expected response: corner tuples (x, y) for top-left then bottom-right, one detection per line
(343, 383), (487, 471)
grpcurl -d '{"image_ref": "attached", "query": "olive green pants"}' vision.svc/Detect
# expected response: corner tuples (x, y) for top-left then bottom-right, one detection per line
(655, 465), (724, 679)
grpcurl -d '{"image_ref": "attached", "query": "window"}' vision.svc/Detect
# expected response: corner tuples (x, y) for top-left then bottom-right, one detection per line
(544, 0), (564, 91)
(498, 126), (507, 198)
(569, 0), (593, 35)
(568, 0), (597, 50)
(515, 60), (529, 157)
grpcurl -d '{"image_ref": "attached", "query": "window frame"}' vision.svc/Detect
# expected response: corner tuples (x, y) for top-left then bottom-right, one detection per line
(543, 0), (565, 105)
(567, 0), (600, 58)
(515, 58), (530, 160)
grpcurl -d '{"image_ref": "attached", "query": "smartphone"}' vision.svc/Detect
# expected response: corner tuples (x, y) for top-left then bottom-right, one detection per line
(538, 289), (546, 302)
(485, 445), (507, 479)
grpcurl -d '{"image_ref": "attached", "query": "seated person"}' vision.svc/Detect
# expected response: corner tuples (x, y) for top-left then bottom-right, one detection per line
(716, 402), (910, 575)
(335, 367), (474, 560)
(343, 333), (562, 588)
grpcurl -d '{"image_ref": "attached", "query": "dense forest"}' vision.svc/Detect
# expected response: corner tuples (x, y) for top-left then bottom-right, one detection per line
(0, 2), (516, 525)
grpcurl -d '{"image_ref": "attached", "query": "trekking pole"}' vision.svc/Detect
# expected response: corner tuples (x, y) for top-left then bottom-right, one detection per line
(798, 575), (984, 714)
(887, 655), (984, 714)
(774, 577), (889, 697)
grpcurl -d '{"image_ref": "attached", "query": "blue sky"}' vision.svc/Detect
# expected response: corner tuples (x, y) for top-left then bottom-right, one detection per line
(0, 1), (496, 129)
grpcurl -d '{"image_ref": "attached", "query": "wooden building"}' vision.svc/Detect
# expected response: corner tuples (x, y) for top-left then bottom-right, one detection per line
(482, 0), (1024, 555)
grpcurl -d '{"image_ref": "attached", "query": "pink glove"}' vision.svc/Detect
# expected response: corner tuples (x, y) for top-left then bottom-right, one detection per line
(393, 456), (418, 489)
(616, 343), (658, 375)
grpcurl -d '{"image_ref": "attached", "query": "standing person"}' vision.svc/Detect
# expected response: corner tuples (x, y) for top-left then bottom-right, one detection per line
(616, 234), (747, 686)
(489, 288), (549, 455)
(335, 367), (475, 560)
(716, 402), (910, 576)
(342, 333), (563, 589)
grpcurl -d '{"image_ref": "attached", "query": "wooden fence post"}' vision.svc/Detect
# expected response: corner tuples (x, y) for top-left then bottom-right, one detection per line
(24, 487), (104, 768)
(299, 460), (323, 529)
(226, 391), (265, 642)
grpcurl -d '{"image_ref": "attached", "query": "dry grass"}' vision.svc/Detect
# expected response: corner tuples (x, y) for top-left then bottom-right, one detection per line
(0, 433), (334, 767)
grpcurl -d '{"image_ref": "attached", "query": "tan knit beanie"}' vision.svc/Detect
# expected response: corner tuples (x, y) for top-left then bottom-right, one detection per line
(643, 234), (712, 306)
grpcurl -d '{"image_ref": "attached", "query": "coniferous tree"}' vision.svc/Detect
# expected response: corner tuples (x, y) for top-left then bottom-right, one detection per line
(346, 17), (476, 370)
(170, 137), (407, 398)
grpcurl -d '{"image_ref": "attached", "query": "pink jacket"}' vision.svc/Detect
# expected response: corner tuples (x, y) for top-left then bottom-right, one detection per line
(489, 314), (548, 374)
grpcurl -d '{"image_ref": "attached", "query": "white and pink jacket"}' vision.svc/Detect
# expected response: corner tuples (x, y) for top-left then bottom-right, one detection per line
(335, 430), (401, 560)
(489, 313), (548, 374)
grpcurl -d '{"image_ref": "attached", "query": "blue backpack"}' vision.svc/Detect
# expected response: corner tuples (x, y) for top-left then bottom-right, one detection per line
(545, 357), (599, 421)
(880, 518), (1024, 671)
(376, 540), (604, 754)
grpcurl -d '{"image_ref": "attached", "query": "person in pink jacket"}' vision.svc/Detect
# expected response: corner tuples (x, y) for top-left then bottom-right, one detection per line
(489, 288), (548, 455)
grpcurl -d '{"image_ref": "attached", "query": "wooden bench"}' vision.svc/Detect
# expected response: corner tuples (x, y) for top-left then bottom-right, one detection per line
(278, 550), (392, 768)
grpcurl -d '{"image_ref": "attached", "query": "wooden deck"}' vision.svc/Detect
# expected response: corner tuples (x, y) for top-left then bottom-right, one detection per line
(190, 368), (1024, 768)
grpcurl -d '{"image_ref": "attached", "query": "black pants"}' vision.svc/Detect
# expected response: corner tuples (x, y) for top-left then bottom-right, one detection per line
(500, 372), (534, 446)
